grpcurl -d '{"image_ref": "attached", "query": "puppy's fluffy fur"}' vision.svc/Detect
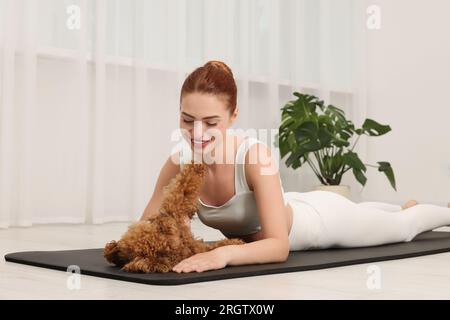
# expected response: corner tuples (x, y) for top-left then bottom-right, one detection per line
(103, 162), (245, 273)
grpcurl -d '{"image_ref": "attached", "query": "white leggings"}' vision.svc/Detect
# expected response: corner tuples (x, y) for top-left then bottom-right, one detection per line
(286, 191), (450, 251)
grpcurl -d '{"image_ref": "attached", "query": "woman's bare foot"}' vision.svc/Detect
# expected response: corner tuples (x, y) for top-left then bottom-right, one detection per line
(401, 199), (418, 210)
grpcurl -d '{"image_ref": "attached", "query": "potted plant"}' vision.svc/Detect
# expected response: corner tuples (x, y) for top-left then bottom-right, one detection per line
(277, 92), (396, 198)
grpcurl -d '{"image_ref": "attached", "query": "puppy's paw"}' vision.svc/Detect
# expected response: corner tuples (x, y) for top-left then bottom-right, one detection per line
(104, 240), (119, 261)
(122, 257), (153, 273)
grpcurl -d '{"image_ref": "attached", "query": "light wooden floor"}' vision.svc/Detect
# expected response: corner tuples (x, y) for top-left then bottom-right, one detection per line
(1, 219), (450, 300)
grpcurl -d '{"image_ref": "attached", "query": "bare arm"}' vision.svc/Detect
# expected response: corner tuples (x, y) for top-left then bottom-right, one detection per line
(216, 143), (290, 264)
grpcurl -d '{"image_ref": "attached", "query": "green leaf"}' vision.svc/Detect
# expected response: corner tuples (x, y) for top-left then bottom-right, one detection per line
(377, 161), (397, 191)
(293, 91), (302, 99)
(353, 168), (367, 186)
(318, 114), (334, 126)
(330, 153), (344, 174)
(296, 120), (318, 135)
(298, 140), (321, 152)
(317, 128), (333, 147)
(362, 119), (391, 136)
(324, 104), (346, 122)
(331, 134), (351, 147)
(284, 151), (297, 167)
(338, 131), (352, 140)
(343, 150), (366, 172)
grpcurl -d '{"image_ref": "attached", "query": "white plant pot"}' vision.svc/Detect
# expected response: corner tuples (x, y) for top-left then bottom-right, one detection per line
(314, 185), (351, 199)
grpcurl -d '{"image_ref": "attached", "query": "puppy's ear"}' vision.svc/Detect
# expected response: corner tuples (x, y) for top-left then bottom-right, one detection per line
(160, 162), (207, 218)
(190, 161), (207, 177)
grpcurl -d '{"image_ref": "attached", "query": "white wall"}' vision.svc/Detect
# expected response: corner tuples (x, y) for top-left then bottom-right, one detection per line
(21, 57), (181, 224)
(361, 0), (450, 205)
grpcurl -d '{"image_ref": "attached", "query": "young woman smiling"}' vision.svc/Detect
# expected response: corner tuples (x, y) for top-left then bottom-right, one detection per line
(140, 60), (450, 274)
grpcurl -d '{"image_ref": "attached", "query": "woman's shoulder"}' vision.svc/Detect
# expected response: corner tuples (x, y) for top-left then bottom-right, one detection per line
(241, 136), (272, 163)
(241, 136), (279, 189)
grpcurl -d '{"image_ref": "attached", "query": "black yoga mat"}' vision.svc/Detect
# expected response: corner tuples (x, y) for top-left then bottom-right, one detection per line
(5, 231), (450, 286)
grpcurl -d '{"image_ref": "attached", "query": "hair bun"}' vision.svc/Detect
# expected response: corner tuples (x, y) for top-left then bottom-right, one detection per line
(204, 60), (233, 77)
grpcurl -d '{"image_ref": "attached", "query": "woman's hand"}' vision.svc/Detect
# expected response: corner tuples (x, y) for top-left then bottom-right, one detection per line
(172, 248), (229, 273)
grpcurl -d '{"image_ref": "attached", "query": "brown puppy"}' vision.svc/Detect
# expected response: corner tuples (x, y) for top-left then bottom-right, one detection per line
(103, 161), (245, 273)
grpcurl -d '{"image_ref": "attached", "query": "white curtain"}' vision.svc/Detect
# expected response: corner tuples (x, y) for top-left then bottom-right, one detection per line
(0, 0), (366, 228)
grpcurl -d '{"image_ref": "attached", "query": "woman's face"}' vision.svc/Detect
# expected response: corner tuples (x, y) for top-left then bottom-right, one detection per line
(180, 92), (237, 155)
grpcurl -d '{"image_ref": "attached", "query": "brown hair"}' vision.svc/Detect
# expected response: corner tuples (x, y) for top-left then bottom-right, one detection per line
(180, 60), (237, 114)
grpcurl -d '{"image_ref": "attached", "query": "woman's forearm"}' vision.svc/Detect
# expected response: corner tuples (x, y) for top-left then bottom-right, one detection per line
(217, 238), (290, 266)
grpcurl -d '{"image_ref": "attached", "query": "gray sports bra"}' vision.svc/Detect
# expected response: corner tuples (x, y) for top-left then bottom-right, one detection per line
(179, 136), (287, 238)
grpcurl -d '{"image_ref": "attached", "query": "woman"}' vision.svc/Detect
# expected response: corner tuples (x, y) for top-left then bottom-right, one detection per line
(140, 60), (450, 273)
